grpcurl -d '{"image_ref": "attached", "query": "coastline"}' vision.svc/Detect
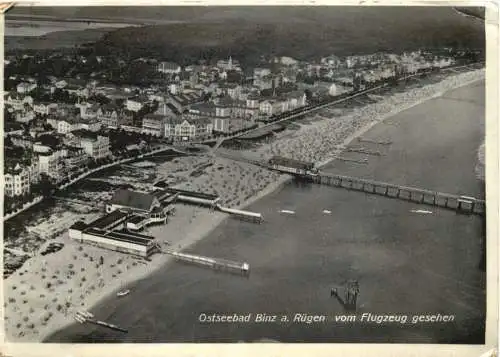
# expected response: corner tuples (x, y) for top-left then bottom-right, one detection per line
(4, 68), (484, 343)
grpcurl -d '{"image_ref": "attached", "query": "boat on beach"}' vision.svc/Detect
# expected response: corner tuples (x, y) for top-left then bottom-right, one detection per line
(280, 210), (295, 214)
(117, 289), (130, 297)
(74, 314), (86, 324)
(77, 310), (94, 319)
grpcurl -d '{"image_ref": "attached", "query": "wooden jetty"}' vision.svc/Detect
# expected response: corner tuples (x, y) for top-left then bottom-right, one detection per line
(216, 205), (263, 223)
(88, 319), (128, 333)
(357, 137), (393, 145)
(346, 147), (383, 156)
(163, 249), (250, 276)
(74, 311), (128, 333)
(337, 157), (368, 164)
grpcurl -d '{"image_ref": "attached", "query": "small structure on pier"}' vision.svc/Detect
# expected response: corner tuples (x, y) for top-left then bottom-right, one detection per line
(268, 156), (319, 175)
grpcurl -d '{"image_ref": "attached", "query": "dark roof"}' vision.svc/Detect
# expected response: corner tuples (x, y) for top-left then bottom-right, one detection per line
(109, 189), (157, 211)
(165, 103), (181, 115)
(83, 227), (154, 246)
(88, 210), (128, 230)
(189, 102), (216, 113)
(71, 129), (99, 140)
(143, 114), (166, 122)
(128, 215), (146, 225)
(70, 221), (88, 231)
(163, 187), (219, 201)
(152, 189), (178, 202)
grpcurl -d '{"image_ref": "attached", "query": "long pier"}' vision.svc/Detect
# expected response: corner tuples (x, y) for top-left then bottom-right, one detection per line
(311, 173), (485, 215)
(213, 152), (485, 216)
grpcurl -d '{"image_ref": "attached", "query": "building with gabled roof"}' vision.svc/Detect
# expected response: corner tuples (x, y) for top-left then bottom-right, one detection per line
(107, 189), (161, 214)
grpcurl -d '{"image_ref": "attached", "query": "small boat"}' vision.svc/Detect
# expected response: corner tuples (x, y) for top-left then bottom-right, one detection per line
(117, 289), (130, 297)
(322, 210), (332, 214)
(77, 310), (94, 319)
(280, 210), (295, 215)
(74, 314), (86, 324)
(410, 209), (433, 215)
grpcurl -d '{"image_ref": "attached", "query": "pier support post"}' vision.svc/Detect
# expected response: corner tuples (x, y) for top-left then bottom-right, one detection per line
(396, 189), (401, 198)
(432, 195), (436, 205)
(384, 186), (389, 196)
(457, 201), (462, 211)
(444, 198), (449, 208)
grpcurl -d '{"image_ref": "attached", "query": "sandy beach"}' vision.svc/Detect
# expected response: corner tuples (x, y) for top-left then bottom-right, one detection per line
(3, 68), (485, 342)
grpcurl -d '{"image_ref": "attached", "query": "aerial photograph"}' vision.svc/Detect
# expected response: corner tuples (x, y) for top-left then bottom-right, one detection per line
(2, 5), (487, 344)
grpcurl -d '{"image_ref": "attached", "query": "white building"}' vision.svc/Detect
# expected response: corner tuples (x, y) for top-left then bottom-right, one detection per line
(36, 147), (67, 181)
(73, 131), (111, 160)
(16, 82), (37, 94)
(69, 219), (157, 258)
(157, 62), (182, 74)
(4, 163), (31, 197)
(5, 94), (33, 111)
(142, 114), (167, 137)
(47, 116), (81, 134)
(164, 118), (213, 141)
(33, 102), (58, 116)
(126, 96), (149, 112)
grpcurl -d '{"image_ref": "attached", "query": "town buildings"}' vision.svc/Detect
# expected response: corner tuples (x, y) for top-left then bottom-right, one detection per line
(3, 48), (461, 202)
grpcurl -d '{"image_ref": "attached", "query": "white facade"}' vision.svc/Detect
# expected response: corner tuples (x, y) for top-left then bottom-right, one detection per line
(126, 99), (145, 112)
(79, 135), (110, 160)
(164, 120), (213, 140)
(80, 120), (102, 132)
(4, 164), (31, 197)
(6, 95), (33, 111)
(75, 231), (153, 257)
(46, 118), (79, 134)
(33, 103), (58, 115)
(37, 149), (66, 180)
(16, 82), (37, 94)
(157, 62), (182, 74)
(142, 116), (165, 137)
(213, 118), (230, 133)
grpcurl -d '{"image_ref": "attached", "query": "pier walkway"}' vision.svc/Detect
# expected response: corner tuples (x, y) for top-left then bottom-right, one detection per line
(161, 248), (250, 276)
(311, 172), (485, 216)
(214, 152), (485, 216)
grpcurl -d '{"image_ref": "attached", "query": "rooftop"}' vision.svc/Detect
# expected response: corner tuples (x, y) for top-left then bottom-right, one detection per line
(83, 227), (154, 246)
(88, 210), (128, 230)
